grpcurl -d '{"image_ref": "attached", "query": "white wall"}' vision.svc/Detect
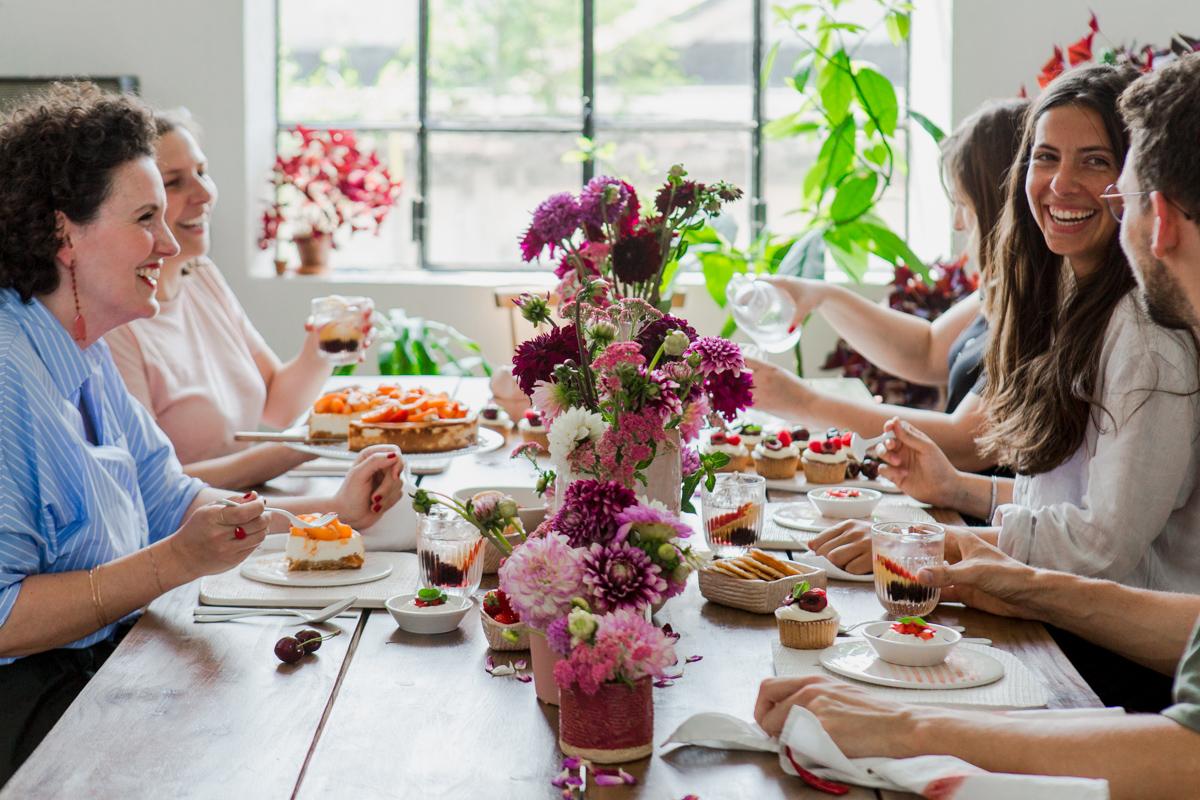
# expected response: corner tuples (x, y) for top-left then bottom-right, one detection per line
(2, 0), (1195, 380)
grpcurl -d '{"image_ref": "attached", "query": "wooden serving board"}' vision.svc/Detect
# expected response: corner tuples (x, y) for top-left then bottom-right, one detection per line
(199, 551), (420, 609)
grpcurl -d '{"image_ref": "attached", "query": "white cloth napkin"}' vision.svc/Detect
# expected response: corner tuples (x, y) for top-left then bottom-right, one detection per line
(664, 709), (1114, 799)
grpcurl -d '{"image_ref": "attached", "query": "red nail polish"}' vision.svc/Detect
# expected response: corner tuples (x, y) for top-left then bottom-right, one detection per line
(372, 494), (381, 503)
(387, 453), (398, 459)
(787, 323), (797, 334)
(243, 492), (254, 500)
(234, 527), (246, 540)
(373, 504), (381, 513)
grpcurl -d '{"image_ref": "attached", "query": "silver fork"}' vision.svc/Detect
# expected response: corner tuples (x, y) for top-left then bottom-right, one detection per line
(193, 597), (357, 624)
(215, 497), (337, 529)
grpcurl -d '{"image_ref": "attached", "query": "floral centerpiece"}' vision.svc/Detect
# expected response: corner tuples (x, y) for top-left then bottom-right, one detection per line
(549, 606), (676, 763)
(258, 125), (403, 272)
(497, 478), (703, 703)
(512, 166), (754, 511)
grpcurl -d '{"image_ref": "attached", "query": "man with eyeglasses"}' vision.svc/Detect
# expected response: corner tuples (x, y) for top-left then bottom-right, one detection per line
(754, 53), (1200, 797)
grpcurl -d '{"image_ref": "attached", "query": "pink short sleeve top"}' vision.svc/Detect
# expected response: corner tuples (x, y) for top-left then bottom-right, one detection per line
(106, 259), (273, 465)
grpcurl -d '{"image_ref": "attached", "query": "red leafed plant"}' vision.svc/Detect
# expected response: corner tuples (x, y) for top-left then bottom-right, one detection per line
(258, 126), (403, 250)
(1029, 13), (1199, 93)
(823, 257), (978, 409)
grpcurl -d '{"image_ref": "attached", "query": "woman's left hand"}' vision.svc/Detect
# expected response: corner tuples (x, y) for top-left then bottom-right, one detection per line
(332, 444), (406, 529)
(743, 355), (811, 420)
(754, 675), (926, 757)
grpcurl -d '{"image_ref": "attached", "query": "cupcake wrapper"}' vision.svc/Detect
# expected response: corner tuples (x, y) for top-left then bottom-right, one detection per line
(777, 615), (839, 649)
(803, 458), (847, 484)
(754, 455), (799, 479)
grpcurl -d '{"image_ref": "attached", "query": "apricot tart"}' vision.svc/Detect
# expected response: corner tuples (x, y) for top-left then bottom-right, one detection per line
(286, 515), (364, 571)
(348, 387), (478, 453)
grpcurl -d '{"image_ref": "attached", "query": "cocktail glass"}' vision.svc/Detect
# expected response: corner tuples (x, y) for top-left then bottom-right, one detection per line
(701, 473), (766, 558)
(417, 506), (484, 598)
(311, 295), (374, 366)
(871, 521), (944, 616)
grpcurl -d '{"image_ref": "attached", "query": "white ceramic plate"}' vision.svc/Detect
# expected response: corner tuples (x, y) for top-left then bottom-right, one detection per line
(819, 639), (1005, 689)
(772, 500), (933, 533)
(762, 473), (902, 494)
(285, 425), (504, 463)
(790, 552), (874, 583)
(240, 552), (393, 588)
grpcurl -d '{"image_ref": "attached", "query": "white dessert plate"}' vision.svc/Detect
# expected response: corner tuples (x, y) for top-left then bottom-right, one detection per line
(790, 552), (874, 583)
(762, 473), (903, 494)
(772, 500), (932, 533)
(240, 552), (393, 588)
(819, 639), (1005, 689)
(283, 425), (504, 463)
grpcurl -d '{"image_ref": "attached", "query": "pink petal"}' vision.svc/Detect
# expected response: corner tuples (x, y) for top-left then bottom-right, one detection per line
(617, 768), (637, 785)
(653, 679), (675, 688)
(561, 757), (582, 770)
(514, 659), (528, 670)
(594, 774), (625, 786)
(486, 655), (496, 671)
(685, 655), (703, 663)
(663, 672), (684, 680)
(516, 674), (533, 683)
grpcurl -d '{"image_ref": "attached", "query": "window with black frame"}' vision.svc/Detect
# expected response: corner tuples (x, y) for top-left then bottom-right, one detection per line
(276, 0), (906, 272)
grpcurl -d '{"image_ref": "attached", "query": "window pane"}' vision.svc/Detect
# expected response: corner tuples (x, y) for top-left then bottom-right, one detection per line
(594, 0), (752, 124)
(593, 129), (752, 247)
(278, 0), (418, 123)
(426, 133), (581, 266)
(428, 0), (582, 124)
(272, 130), (417, 271)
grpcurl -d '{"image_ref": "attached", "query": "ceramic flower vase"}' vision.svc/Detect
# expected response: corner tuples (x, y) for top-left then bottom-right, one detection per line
(295, 233), (332, 275)
(558, 677), (654, 763)
(529, 631), (562, 705)
(553, 431), (683, 514)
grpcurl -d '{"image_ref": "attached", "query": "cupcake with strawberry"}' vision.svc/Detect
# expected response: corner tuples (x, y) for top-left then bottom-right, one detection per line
(480, 589), (530, 650)
(752, 430), (800, 479)
(775, 581), (839, 649)
(702, 430), (752, 472)
(518, 409), (550, 449)
(733, 421), (767, 449)
(802, 431), (850, 484)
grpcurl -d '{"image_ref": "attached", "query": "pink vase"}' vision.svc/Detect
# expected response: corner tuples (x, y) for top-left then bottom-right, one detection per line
(553, 431), (683, 514)
(529, 632), (562, 705)
(558, 677), (654, 763)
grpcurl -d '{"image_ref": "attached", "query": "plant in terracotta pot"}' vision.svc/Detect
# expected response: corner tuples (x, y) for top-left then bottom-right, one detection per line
(258, 125), (402, 274)
(549, 605), (677, 763)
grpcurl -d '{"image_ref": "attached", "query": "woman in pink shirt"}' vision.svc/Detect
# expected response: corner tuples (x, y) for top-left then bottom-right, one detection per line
(107, 112), (335, 488)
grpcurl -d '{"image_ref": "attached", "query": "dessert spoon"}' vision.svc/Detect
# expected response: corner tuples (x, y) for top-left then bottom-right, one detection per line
(193, 597), (357, 624)
(215, 497), (337, 529)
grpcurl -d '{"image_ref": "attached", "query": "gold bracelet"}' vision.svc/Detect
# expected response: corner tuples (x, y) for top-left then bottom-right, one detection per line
(88, 566), (108, 630)
(146, 545), (167, 595)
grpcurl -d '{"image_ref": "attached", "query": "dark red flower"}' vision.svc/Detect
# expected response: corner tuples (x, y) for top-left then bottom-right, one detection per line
(704, 369), (754, 420)
(611, 227), (663, 285)
(636, 314), (697, 362)
(655, 180), (702, 215)
(511, 324), (582, 395)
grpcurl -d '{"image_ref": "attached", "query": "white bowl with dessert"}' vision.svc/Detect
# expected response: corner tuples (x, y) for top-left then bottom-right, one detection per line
(806, 486), (883, 520)
(861, 618), (961, 666)
(385, 588), (473, 634)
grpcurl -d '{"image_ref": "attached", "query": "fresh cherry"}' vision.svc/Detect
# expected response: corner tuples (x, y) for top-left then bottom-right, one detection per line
(274, 636), (305, 664)
(724, 434), (742, 446)
(711, 431), (727, 445)
(846, 461), (862, 478)
(791, 427), (810, 442)
(860, 460), (880, 480)
(296, 629), (323, 654)
(481, 405), (500, 421)
(797, 588), (828, 613)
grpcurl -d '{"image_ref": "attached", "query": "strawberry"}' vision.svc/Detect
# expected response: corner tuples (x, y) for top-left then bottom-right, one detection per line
(724, 434), (742, 446)
(841, 433), (854, 448)
(777, 430), (793, 447)
(807, 440), (823, 454)
(711, 431), (727, 445)
(494, 612), (519, 625)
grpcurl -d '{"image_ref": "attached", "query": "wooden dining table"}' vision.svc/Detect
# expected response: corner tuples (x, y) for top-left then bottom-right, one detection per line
(2, 377), (1101, 800)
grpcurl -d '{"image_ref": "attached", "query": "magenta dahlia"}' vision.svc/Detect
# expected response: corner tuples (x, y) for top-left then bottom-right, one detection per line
(545, 616), (573, 656)
(581, 541), (667, 613)
(705, 369), (755, 421)
(512, 323), (582, 395)
(687, 336), (744, 375)
(579, 176), (631, 229)
(636, 314), (697, 362)
(550, 479), (638, 548)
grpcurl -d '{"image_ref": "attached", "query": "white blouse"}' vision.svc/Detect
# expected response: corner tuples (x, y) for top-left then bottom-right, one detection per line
(996, 293), (1200, 593)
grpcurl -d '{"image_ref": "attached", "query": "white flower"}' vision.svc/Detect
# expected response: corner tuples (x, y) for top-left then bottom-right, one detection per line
(547, 406), (608, 469)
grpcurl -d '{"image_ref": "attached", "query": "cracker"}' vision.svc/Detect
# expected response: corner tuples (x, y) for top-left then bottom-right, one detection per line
(749, 549), (800, 576)
(711, 559), (760, 581)
(735, 557), (783, 581)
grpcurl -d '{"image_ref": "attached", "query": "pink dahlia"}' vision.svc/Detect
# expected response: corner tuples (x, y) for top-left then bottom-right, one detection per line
(686, 336), (744, 375)
(596, 608), (677, 682)
(546, 616), (573, 656)
(681, 445), (700, 475)
(581, 541), (667, 613)
(550, 479), (638, 548)
(498, 534), (585, 631)
(512, 323), (582, 395)
(614, 503), (692, 544)
(678, 394), (710, 443)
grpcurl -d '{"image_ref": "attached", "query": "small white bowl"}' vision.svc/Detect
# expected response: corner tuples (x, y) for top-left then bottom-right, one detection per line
(807, 487), (883, 520)
(451, 486), (547, 532)
(385, 593), (473, 634)
(861, 621), (961, 666)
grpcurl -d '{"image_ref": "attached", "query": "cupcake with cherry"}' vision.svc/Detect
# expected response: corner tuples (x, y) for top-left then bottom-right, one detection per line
(479, 402), (513, 436)
(751, 430), (800, 479)
(733, 421), (767, 449)
(775, 581), (839, 650)
(517, 409), (549, 448)
(702, 430), (752, 472)
(802, 430), (850, 484)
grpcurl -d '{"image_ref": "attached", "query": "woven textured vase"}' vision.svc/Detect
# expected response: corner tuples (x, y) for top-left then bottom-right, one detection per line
(558, 677), (653, 764)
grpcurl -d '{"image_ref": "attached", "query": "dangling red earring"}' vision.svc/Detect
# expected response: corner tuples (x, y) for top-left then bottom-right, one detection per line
(68, 263), (86, 342)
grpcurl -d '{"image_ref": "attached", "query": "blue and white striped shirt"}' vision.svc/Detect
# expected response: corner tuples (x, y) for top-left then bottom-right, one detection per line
(0, 289), (203, 664)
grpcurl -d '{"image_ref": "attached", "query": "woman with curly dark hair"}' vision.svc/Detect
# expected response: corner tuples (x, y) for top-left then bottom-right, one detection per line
(0, 84), (405, 782)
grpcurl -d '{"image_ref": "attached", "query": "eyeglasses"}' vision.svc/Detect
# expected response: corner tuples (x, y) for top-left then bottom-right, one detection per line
(1100, 184), (1196, 223)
